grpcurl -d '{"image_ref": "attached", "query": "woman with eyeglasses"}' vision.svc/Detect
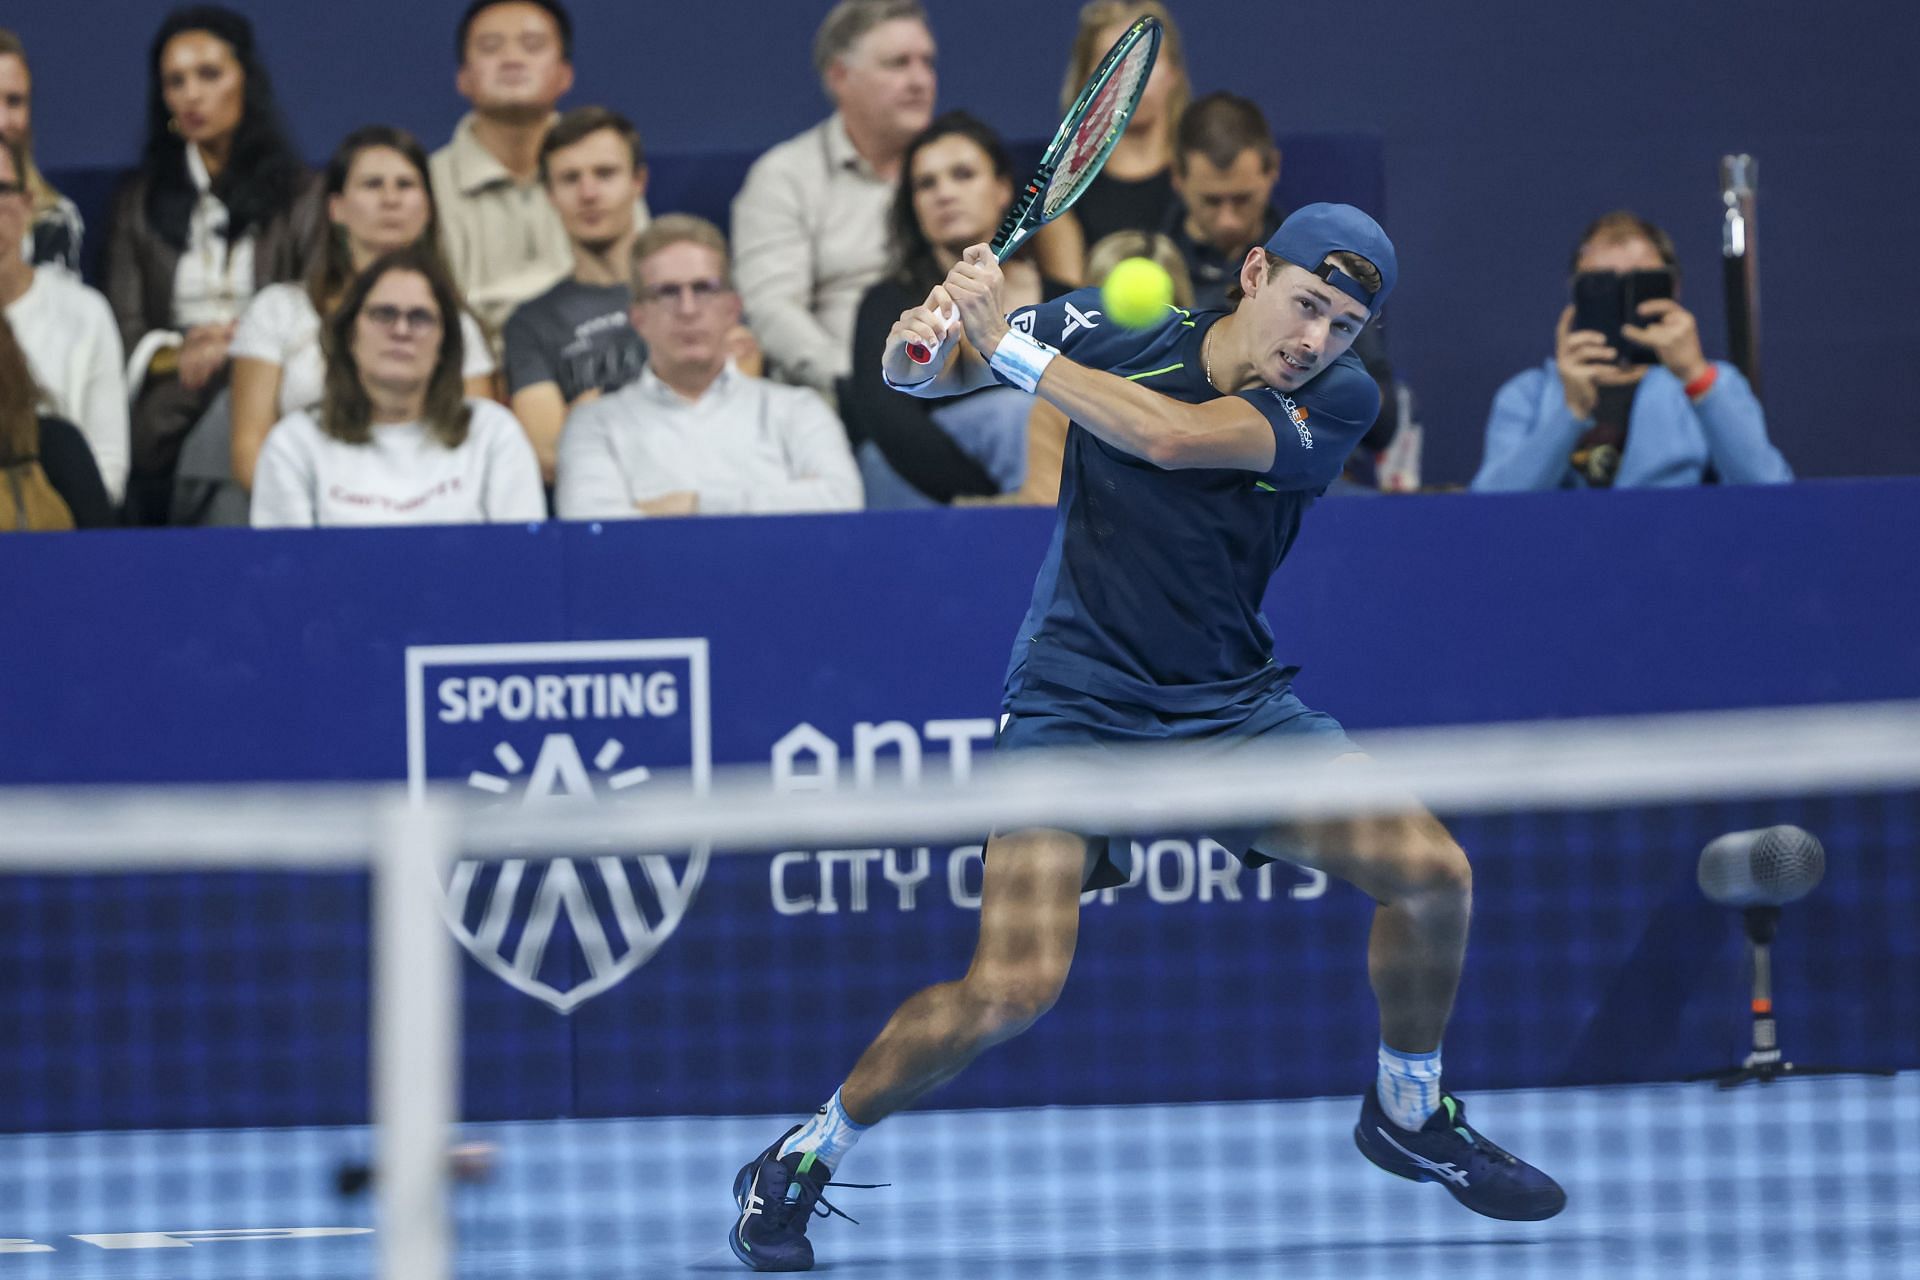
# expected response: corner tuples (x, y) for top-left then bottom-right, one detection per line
(249, 246), (542, 528)
(229, 125), (495, 492)
(0, 29), (86, 274)
(106, 5), (321, 524)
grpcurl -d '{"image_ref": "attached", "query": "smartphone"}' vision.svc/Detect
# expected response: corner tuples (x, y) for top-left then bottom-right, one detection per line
(1571, 270), (1674, 365)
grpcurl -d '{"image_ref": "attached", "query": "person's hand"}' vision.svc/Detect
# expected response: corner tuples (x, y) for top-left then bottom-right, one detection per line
(1555, 305), (1624, 421)
(881, 281), (961, 385)
(726, 324), (764, 379)
(177, 322), (235, 392)
(944, 244), (1009, 359)
(1621, 298), (1710, 386)
(637, 490), (698, 516)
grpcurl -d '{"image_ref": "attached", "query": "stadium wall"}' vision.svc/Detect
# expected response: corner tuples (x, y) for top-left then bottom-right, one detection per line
(8, 0), (1918, 485)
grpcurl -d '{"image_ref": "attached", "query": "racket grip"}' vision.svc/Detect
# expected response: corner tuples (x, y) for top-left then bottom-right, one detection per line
(907, 306), (957, 365)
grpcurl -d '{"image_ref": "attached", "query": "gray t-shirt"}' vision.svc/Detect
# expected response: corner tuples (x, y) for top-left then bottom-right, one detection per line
(502, 278), (648, 402)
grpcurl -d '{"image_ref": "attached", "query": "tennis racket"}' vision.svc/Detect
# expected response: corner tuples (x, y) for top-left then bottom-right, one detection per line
(905, 14), (1163, 365)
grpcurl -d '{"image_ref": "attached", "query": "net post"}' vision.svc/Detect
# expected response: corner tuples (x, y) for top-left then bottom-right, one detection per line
(372, 792), (458, 1280)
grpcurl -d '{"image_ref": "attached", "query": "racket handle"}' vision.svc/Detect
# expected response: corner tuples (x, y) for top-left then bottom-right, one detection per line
(906, 306), (957, 366)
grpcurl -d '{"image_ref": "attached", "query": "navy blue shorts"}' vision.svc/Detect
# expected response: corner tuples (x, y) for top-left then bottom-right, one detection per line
(994, 677), (1360, 890)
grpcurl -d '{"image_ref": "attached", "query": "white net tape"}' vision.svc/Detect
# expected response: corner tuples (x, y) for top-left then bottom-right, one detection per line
(4, 702), (1919, 867)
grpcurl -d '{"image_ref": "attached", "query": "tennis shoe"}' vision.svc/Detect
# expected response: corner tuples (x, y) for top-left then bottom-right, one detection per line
(1353, 1087), (1566, 1221)
(729, 1124), (881, 1272)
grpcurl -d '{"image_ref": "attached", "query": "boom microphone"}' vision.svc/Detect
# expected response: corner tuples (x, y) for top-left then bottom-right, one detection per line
(1696, 825), (1825, 908)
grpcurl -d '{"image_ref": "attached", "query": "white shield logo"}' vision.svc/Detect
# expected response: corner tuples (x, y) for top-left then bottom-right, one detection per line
(404, 639), (711, 1013)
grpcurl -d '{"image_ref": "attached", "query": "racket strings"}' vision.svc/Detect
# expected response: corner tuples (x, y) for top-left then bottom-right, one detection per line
(1042, 43), (1154, 220)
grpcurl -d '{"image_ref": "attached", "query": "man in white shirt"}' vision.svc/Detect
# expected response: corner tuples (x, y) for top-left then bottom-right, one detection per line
(556, 215), (861, 519)
(731, 0), (936, 394)
(0, 137), (128, 502)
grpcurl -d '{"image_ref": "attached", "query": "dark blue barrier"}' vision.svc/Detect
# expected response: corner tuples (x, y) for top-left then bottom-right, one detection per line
(1, 481), (1916, 1131)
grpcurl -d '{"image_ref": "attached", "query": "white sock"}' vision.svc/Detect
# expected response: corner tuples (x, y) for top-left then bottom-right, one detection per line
(1376, 1042), (1443, 1131)
(775, 1087), (869, 1173)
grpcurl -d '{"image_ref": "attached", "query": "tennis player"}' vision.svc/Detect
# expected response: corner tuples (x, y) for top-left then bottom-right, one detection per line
(730, 204), (1565, 1272)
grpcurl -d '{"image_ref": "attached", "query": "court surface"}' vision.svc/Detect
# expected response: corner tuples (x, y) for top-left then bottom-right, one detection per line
(1, 1073), (1913, 1279)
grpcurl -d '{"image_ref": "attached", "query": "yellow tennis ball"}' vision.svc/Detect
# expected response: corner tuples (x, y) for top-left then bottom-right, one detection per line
(1101, 257), (1175, 329)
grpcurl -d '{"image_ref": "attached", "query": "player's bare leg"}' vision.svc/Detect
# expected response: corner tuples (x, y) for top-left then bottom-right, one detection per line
(730, 827), (1089, 1270)
(1275, 753), (1564, 1221)
(838, 826), (1088, 1122)
(1281, 794), (1472, 1053)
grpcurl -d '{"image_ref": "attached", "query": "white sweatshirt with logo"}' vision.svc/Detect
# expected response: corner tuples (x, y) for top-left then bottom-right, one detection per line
(250, 398), (546, 528)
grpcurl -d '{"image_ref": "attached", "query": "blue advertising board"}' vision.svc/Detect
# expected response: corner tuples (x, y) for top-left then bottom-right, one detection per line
(1, 483), (1916, 1131)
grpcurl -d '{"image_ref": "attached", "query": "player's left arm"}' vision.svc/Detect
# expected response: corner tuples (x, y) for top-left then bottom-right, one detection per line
(1029, 355), (1279, 471)
(943, 247), (1353, 474)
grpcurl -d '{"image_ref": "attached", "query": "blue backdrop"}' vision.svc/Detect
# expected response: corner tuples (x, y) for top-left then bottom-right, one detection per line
(1, 483), (1916, 1131)
(6, 1), (1919, 485)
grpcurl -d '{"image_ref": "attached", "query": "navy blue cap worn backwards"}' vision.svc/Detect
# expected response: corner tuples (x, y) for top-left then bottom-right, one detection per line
(1264, 203), (1397, 316)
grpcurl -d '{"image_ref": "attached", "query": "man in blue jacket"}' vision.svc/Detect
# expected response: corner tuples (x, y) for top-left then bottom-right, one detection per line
(1473, 211), (1791, 491)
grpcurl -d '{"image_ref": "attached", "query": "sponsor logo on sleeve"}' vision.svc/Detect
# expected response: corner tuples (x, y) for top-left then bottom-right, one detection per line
(1062, 301), (1102, 340)
(1267, 389), (1314, 449)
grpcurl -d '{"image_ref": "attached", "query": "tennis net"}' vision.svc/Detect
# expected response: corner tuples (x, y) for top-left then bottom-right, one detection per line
(0, 701), (1914, 1278)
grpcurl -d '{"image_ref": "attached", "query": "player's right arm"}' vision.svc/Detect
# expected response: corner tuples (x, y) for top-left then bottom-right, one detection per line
(879, 284), (1001, 399)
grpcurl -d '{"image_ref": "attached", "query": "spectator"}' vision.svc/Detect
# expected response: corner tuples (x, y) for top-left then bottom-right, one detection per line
(0, 136), (129, 504)
(1164, 91), (1281, 312)
(106, 5), (321, 525)
(0, 30), (84, 273)
(1161, 91), (1402, 488)
(0, 312), (111, 530)
(251, 245), (543, 528)
(1029, 1), (1189, 287)
(1473, 211), (1791, 491)
(502, 106), (650, 484)
(230, 126), (495, 491)
(731, 0), (936, 394)
(556, 215), (861, 519)
(842, 112), (1069, 507)
(432, 1), (643, 349)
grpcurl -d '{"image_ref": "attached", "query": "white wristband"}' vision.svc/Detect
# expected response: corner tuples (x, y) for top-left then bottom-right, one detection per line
(988, 328), (1058, 393)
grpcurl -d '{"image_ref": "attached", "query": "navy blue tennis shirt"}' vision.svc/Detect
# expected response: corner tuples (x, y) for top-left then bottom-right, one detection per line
(1001, 289), (1379, 715)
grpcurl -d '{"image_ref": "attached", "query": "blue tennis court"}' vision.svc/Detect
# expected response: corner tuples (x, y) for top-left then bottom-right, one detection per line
(2, 1074), (1912, 1279)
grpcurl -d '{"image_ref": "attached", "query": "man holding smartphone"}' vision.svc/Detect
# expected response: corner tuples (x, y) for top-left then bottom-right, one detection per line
(1471, 211), (1790, 490)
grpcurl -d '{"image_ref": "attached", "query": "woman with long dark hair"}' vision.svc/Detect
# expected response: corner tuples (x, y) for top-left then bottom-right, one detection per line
(229, 125), (496, 491)
(105, 4), (321, 523)
(0, 311), (111, 530)
(249, 245), (542, 528)
(840, 111), (1068, 506)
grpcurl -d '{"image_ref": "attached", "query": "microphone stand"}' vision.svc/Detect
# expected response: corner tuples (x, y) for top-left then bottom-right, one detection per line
(1688, 907), (1895, 1088)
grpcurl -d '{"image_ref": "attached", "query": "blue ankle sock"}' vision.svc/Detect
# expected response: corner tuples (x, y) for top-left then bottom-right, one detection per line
(1376, 1042), (1443, 1130)
(776, 1087), (869, 1173)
